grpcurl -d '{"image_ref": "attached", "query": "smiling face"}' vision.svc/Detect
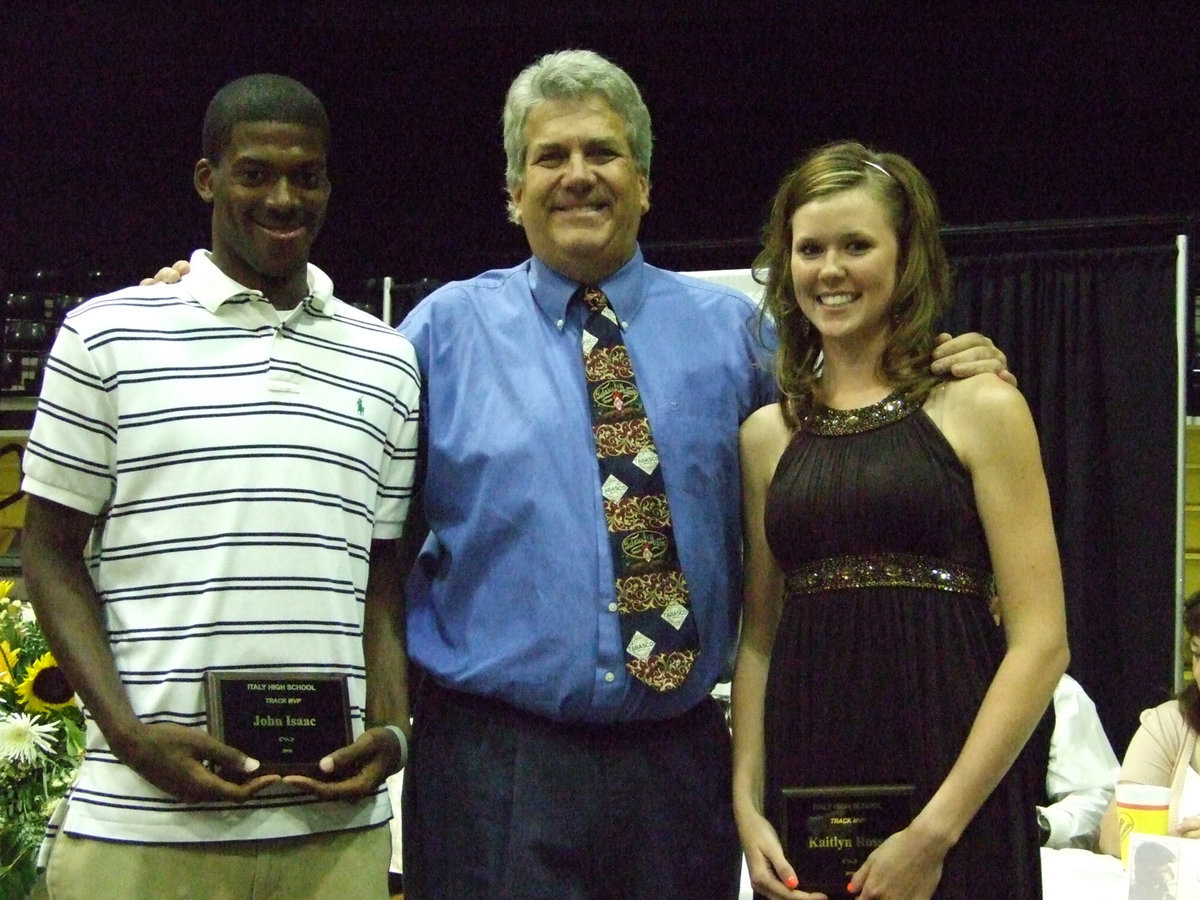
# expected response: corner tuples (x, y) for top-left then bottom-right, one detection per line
(194, 120), (330, 307)
(789, 185), (900, 352)
(509, 95), (650, 285)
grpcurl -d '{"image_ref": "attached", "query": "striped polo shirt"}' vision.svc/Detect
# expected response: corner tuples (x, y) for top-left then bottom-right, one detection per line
(22, 250), (420, 843)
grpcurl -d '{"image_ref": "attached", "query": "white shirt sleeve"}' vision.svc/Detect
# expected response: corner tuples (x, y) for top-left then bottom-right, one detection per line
(1037, 674), (1121, 850)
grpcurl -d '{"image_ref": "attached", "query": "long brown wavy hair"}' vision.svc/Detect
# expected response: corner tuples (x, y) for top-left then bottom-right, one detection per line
(1179, 590), (1200, 732)
(753, 141), (951, 426)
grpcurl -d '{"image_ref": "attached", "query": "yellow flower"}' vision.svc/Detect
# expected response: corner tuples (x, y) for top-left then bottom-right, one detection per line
(0, 639), (18, 686)
(15, 653), (76, 713)
(0, 579), (13, 599)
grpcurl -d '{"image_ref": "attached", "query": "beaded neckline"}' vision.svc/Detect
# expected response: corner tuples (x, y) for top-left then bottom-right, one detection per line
(804, 389), (919, 436)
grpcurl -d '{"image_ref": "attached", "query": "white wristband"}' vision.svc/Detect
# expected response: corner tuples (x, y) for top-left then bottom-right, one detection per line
(382, 724), (408, 769)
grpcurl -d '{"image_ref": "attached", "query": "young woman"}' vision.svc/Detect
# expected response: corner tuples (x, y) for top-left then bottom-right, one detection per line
(732, 141), (1069, 899)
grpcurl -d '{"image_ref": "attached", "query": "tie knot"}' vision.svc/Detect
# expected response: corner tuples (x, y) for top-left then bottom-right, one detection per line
(579, 285), (609, 314)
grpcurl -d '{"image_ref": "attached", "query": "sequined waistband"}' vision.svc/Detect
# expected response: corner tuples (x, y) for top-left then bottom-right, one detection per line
(784, 552), (994, 598)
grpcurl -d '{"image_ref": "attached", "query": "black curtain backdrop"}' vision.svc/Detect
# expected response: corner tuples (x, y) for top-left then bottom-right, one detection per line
(942, 236), (1182, 756)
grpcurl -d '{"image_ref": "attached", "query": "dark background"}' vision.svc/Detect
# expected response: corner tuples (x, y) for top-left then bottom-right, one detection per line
(1, 1), (1197, 762)
(2, 2), (1198, 300)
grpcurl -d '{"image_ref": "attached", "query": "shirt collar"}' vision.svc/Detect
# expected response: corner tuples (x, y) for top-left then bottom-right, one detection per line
(528, 246), (647, 327)
(182, 249), (336, 317)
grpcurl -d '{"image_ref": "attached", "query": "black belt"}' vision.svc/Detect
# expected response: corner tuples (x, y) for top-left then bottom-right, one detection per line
(414, 673), (717, 740)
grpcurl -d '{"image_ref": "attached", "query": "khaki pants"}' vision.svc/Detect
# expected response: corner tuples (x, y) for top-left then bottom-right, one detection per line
(45, 823), (391, 900)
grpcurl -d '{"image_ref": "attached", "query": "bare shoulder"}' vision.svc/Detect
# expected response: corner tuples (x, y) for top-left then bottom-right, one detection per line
(741, 403), (791, 452)
(932, 375), (1039, 470)
(938, 374), (1033, 433)
(740, 403), (793, 478)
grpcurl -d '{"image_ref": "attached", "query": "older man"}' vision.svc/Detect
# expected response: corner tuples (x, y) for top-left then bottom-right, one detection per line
(397, 50), (1007, 899)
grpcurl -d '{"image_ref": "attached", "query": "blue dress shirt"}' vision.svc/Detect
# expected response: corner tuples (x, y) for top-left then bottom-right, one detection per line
(400, 248), (777, 722)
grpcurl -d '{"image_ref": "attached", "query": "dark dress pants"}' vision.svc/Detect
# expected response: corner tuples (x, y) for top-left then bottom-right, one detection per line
(402, 680), (741, 900)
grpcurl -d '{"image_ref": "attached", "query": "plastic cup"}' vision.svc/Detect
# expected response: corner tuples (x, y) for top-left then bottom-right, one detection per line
(1116, 782), (1171, 866)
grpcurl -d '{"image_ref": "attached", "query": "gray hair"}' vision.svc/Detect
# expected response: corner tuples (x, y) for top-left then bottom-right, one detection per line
(502, 50), (653, 222)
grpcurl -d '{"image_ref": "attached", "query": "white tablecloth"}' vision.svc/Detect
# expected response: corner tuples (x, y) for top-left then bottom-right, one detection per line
(1040, 847), (1126, 899)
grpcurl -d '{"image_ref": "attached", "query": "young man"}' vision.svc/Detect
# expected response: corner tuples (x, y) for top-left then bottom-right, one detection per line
(22, 74), (419, 899)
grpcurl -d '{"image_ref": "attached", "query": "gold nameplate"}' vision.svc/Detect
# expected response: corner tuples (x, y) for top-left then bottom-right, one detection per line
(205, 671), (352, 778)
(780, 783), (915, 897)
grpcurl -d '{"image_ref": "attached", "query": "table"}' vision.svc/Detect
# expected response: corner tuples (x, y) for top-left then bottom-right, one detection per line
(1040, 847), (1126, 899)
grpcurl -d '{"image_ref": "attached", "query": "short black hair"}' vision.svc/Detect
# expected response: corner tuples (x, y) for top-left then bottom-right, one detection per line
(202, 73), (329, 163)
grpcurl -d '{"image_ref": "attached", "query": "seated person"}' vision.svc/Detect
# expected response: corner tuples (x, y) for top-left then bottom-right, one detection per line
(1100, 589), (1200, 856)
(1038, 673), (1120, 849)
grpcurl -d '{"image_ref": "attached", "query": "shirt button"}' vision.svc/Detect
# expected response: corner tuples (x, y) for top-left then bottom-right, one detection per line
(608, 602), (618, 612)
(604, 672), (615, 683)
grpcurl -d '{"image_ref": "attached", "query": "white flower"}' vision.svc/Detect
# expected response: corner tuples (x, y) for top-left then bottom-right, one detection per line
(0, 713), (58, 764)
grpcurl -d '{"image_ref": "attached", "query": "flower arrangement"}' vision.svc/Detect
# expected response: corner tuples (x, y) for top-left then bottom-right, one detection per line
(0, 581), (84, 900)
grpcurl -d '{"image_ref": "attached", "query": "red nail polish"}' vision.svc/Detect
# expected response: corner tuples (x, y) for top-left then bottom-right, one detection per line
(785, 874), (799, 889)
(847, 883), (858, 894)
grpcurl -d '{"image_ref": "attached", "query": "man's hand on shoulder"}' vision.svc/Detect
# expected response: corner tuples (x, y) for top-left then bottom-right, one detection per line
(139, 259), (190, 286)
(931, 332), (1017, 387)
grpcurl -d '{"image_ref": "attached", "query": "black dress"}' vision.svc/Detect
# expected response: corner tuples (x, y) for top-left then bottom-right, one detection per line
(762, 391), (1043, 898)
